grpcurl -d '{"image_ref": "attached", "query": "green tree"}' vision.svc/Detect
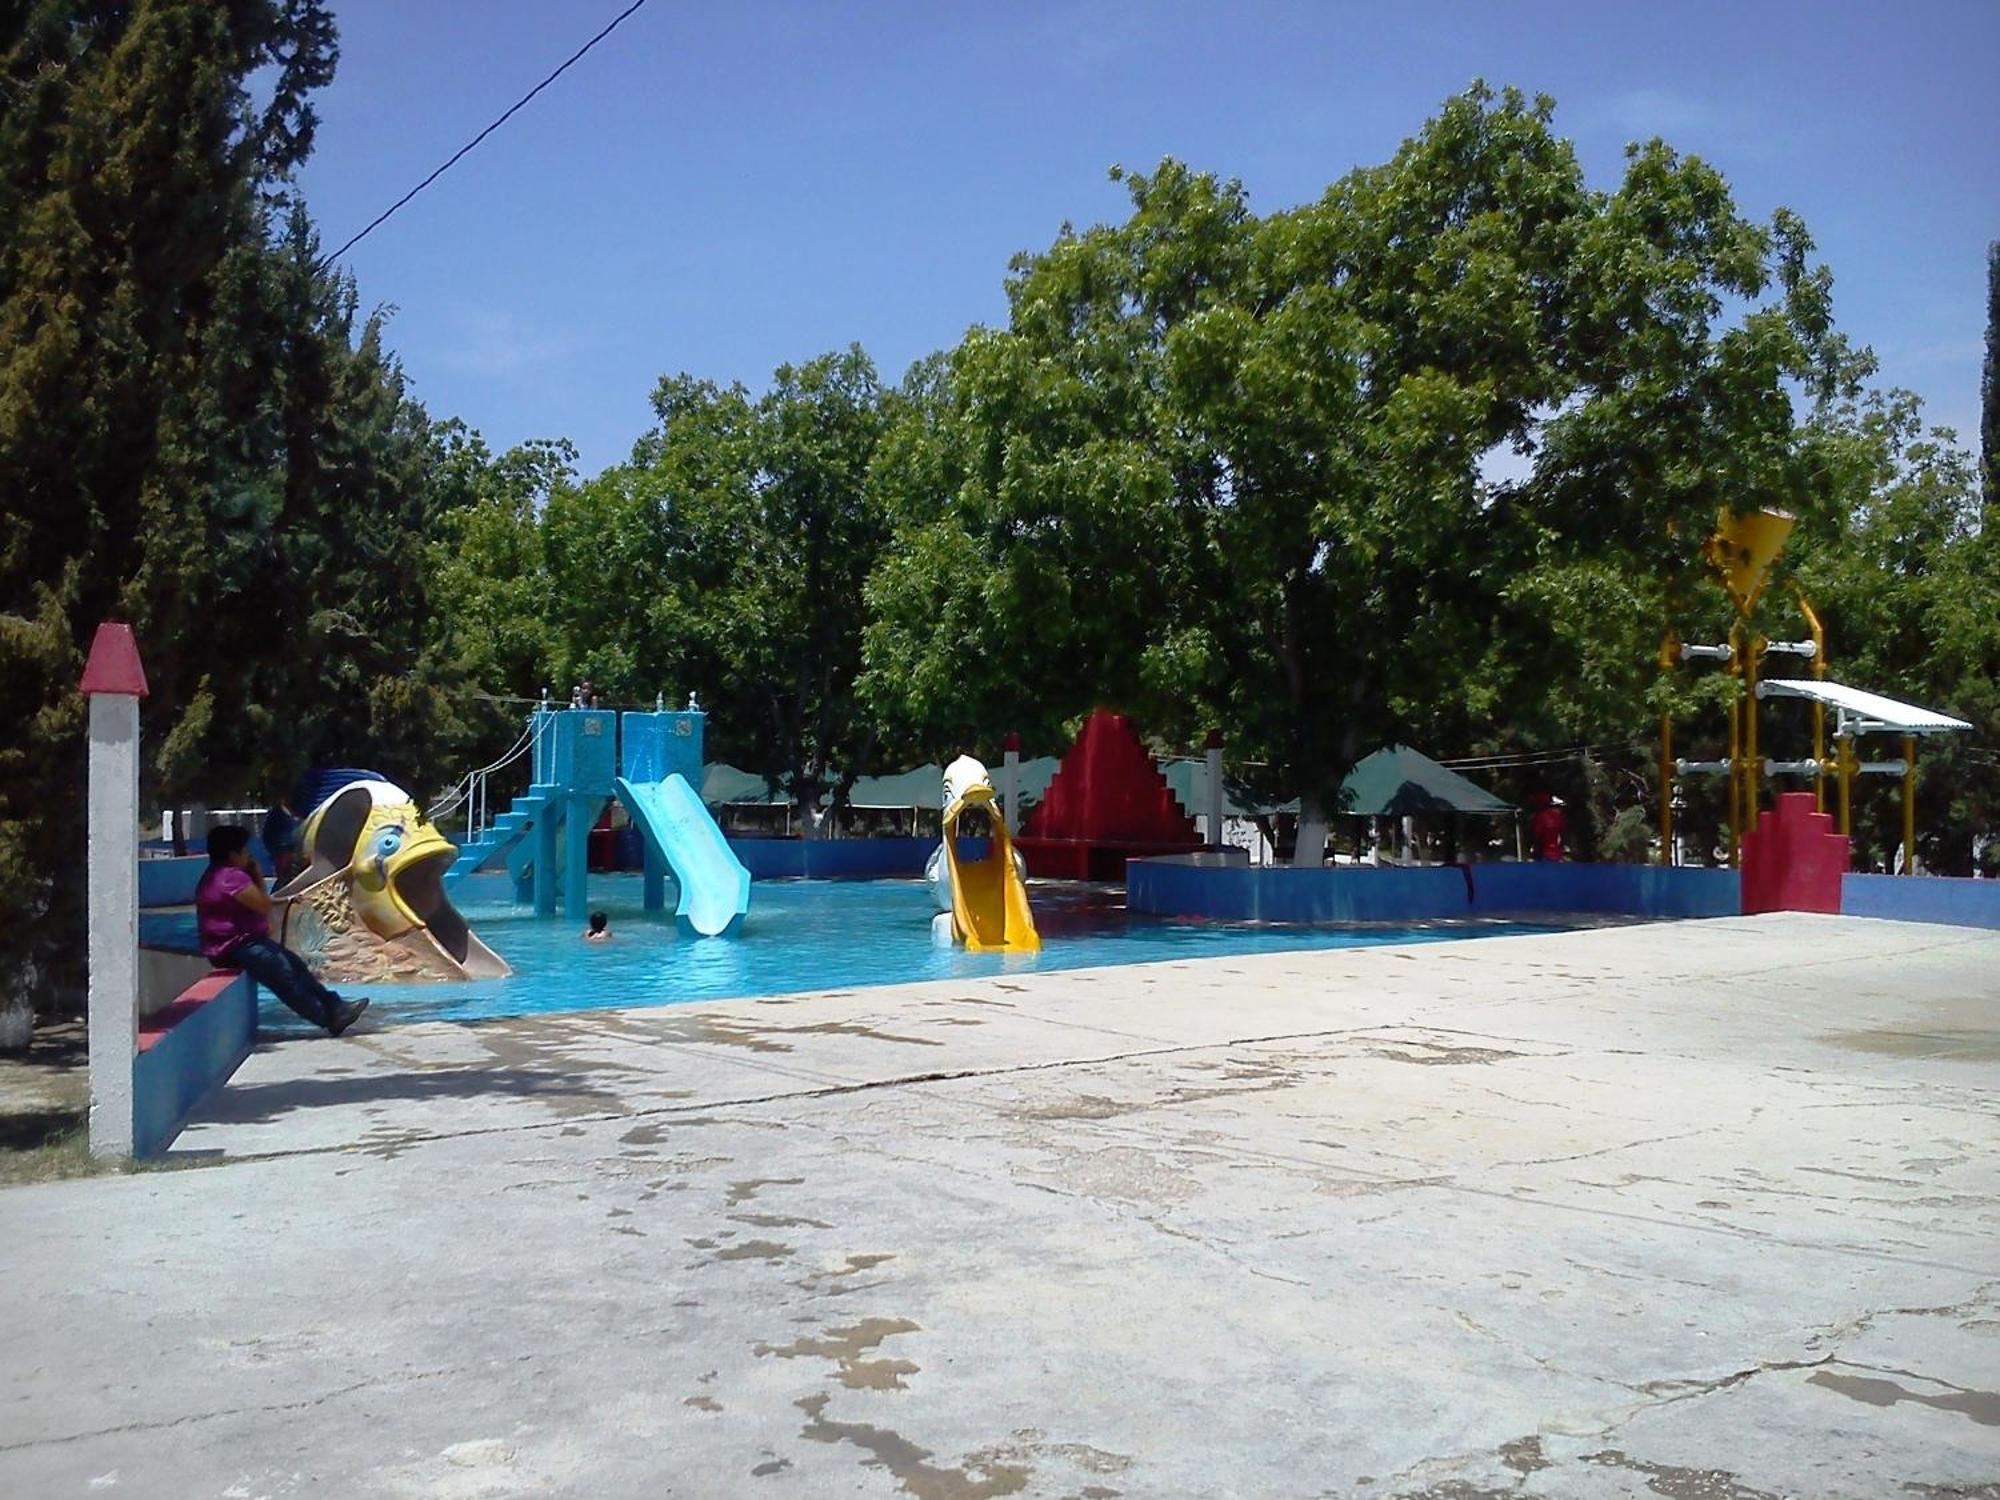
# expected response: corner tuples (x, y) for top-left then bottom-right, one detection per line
(2, 1), (339, 1008)
(0, 3), (474, 1018)
(862, 86), (1862, 862)
(1789, 392), (1998, 873)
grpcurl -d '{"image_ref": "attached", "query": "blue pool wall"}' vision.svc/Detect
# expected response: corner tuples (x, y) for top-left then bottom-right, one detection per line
(1841, 873), (2000, 930)
(727, 836), (987, 880)
(1127, 860), (1742, 924)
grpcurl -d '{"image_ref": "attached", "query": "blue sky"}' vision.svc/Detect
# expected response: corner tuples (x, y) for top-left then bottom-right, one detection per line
(300, 1), (2000, 478)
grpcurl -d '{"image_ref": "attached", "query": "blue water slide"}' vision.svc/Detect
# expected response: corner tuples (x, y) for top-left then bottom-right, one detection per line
(615, 773), (750, 937)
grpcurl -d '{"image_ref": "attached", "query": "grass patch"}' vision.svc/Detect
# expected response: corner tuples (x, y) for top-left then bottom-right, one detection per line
(0, 1105), (124, 1185)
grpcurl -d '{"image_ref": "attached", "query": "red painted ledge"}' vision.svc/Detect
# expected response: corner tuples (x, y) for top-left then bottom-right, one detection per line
(138, 969), (241, 1053)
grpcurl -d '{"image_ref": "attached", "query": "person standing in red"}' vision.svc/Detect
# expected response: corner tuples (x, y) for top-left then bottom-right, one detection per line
(195, 825), (368, 1036)
(1530, 794), (1569, 862)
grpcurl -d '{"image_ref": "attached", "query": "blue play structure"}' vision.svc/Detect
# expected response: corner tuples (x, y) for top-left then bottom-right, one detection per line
(443, 707), (750, 936)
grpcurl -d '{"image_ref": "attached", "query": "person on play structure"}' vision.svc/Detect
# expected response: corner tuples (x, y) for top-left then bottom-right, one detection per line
(195, 825), (369, 1036)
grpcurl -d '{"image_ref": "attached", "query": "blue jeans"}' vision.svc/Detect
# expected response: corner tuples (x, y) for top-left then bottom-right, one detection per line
(226, 936), (340, 1031)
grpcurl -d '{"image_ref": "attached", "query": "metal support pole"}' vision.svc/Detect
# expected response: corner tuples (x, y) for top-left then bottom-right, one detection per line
(1002, 733), (1021, 835)
(1902, 735), (1917, 877)
(1658, 713), (1674, 866)
(1204, 729), (1225, 849)
(1657, 631), (1676, 867)
(1726, 625), (1743, 867)
(1796, 589), (1827, 813)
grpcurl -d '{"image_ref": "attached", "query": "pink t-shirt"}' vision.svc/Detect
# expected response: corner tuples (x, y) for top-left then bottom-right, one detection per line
(195, 865), (269, 958)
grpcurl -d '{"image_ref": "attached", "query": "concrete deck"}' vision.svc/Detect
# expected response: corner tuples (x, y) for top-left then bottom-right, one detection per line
(1, 913), (1996, 1497)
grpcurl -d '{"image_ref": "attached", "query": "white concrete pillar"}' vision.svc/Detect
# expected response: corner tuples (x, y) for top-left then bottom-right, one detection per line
(1205, 731), (1225, 848)
(1001, 733), (1021, 833)
(82, 623), (148, 1159)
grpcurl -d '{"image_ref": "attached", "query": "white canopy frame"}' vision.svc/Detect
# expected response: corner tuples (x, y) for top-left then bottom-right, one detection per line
(1755, 678), (1971, 872)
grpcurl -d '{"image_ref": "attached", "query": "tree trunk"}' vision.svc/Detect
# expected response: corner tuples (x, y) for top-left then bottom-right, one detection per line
(1293, 790), (1329, 868)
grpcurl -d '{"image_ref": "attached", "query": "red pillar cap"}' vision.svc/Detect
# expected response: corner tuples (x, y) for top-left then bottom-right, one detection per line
(1205, 729), (1225, 750)
(79, 621), (149, 698)
(1004, 732), (1021, 752)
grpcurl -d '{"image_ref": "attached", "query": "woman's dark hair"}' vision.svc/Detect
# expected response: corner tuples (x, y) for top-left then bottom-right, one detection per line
(207, 825), (252, 864)
(588, 910), (608, 933)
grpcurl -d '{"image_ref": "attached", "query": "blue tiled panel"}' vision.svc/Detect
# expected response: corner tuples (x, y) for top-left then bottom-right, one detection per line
(620, 711), (704, 786)
(1842, 874), (2000, 930)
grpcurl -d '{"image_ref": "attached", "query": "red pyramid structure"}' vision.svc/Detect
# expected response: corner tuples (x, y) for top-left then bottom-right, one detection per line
(1741, 791), (1848, 914)
(1016, 709), (1203, 880)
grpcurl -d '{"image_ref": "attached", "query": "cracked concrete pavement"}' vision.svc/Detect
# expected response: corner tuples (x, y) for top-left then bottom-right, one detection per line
(1, 912), (1996, 1497)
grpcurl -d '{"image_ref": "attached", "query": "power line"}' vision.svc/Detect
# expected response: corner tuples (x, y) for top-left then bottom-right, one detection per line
(326, 0), (656, 263)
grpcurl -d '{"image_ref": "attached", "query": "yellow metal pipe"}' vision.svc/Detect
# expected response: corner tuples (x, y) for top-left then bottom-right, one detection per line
(1836, 735), (1853, 837)
(1902, 735), (1917, 876)
(1743, 634), (1762, 833)
(1795, 589), (1827, 813)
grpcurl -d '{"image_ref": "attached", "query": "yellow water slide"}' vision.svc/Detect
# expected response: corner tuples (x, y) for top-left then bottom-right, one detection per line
(941, 780), (1039, 953)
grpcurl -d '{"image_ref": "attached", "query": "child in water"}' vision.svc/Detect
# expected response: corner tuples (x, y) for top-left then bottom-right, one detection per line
(584, 911), (611, 943)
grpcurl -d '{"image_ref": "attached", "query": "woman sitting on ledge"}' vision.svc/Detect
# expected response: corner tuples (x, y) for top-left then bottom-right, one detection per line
(196, 825), (369, 1037)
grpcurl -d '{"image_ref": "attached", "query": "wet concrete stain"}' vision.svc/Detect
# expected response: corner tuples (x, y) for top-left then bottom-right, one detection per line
(684, 1395), (722, 1412)
(798, 1252), (899, 1296)
(728, 1177), (805, 1205)
(1825, 1028), (2000, 1062)
(751, 1458), (792, 1477)
(1580, 1450), (1779, 1499)
(785, 1020), (946, 1047)
(732, 1211), (835, 1231)
(795, 1393), (1031, 1499)
(710, 1238), (795, 1263)
(1497, 1436), (1550, 1477)
(1368, 1040), (1524, 1066)
(757, 1316), (923, 1390)
(1809, 1370), (2000, 1426)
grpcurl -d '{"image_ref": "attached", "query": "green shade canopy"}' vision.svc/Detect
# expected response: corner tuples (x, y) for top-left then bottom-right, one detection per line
(700, 763), (789, 806)
(1160, 758), (1298, 817)
(1338, 745), (1512, 817)
(844, 765), (944, 809)
(704, 748), (1504, 818)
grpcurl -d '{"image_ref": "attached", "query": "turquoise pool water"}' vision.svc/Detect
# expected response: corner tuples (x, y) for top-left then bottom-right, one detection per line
(262, 875), (1561, 1031)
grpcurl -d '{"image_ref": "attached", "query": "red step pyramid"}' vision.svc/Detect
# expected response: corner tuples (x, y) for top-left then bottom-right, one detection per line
(1741, 791), (1849, 914)
(1016, 710), (1203, 881)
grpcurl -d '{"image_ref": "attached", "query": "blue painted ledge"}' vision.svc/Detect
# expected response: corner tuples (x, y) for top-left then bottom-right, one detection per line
(1127, 860), (1741, 925)
(1841, 874), (2000, 930)
(132, 970), (257, 1157)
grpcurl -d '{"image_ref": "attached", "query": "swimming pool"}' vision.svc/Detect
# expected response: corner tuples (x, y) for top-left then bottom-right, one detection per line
(263, 875), (1562, 1030)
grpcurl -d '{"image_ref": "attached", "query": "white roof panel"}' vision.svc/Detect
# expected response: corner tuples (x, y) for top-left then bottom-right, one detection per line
(1756, 679), (1972, 734)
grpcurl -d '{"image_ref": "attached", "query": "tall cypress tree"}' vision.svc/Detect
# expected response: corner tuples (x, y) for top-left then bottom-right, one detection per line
(0, 3), (463, 1026)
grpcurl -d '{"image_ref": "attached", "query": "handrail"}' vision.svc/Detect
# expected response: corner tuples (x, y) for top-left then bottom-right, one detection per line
(429, 711), (542, 835)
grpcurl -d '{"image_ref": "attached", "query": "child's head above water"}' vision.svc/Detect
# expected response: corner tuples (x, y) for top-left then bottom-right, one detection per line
(586, 911), (609, 939)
